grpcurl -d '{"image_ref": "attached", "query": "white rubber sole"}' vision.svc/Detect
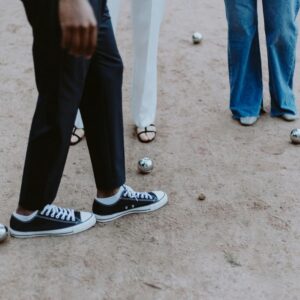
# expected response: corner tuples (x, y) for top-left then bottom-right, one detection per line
(281, 114), (299, 121)
(9, 214), (96, 238)
(94, 193), (168, 223)
(239, 117), (258, 126)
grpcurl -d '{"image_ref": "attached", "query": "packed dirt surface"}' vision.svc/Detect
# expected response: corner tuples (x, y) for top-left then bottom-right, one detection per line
(1, 1), (300, 299)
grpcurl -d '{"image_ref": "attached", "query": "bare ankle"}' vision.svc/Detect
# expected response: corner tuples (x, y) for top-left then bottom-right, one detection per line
(97, 187), (120, 198)
(16, 206), (35, 216)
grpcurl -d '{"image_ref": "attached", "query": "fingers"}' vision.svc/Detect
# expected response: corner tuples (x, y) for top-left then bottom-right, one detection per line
(78, 24), (97, 59)
(61, 26), (73, 50)
(59, 0), (98, 58)
(79, 26), (90, 56)
(86, 25), (97, 58)
(69, 27), (81, 56)
(61, 23), (97, 58)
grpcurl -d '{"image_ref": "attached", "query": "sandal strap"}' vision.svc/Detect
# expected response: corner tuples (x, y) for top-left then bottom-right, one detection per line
(72, 127), (84, 139)
(136, 125), (156, 143)
(70, 127), (85, 145)
(148, 124), (156, 129)
(137, 124), (156, 135)
(137, 130), (156, 137)
(72, 132), (81, 140)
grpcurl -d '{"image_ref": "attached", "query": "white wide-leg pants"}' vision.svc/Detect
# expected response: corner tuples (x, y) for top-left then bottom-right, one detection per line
(75, 0), (165, 129)
(74, 110), (84, 129)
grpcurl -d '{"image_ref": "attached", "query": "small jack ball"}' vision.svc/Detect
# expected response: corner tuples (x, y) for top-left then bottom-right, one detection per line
(290, 128), (300, 144)
(192, 32), (203, 44)
(198, 193), (206, 201)
(138, 157), (153, 174)
(0, 224), (9, 243)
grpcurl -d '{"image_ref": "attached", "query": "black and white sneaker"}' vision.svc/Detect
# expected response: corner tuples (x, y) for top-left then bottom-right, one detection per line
(93, 185), (168, 222)
(10, 204), (96, 238)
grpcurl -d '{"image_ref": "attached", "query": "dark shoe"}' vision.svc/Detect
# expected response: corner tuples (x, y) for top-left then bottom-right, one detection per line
(93, 185), (168, 222)
(10, 204), (96, 238)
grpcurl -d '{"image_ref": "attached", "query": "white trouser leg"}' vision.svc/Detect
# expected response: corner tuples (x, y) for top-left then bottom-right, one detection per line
(131, 0), (165, 128)
(107, 0), (122, 31)
(75, 110), (84, 129)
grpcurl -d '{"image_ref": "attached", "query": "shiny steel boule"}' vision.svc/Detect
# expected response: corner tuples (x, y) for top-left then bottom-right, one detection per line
(0, 224), (9, 243)
(138, 157), (153, 174)
(192, 32), (203, 44)
(290, 128), (300, 144)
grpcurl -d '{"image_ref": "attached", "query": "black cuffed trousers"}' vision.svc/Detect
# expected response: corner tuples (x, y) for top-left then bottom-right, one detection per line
(19, 0), (126, 211)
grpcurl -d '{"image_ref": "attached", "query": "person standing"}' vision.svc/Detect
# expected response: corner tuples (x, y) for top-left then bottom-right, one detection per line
(224, 0), (299, 126)
(10, 0), (168, 238)
(71, 0), (165, 144)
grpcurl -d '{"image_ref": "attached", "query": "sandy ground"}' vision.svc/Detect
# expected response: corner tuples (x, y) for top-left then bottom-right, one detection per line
(1, 0), (300, 299)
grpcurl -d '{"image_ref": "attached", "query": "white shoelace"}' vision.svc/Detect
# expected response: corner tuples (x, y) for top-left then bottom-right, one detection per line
(122, 185), (153, 201)
(40, 204), (76, 222)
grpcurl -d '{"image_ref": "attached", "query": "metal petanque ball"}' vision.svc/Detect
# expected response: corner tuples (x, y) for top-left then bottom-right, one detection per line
(138, 157), (153, 174)
(0, 224), (9, 243)
(192, 32), (203, 44)
(290, 128), (300, 144)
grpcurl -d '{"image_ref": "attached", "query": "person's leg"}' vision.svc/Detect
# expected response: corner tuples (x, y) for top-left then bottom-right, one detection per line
(79, 5), (126, 193)
(262, 0), (299, 118)
(78, 6), (168, 221)
(70, 0), (121, 147)
(18, 0), (92, 212)
(10, 0), (101, 237)
(224, 0), (262, 120)
(131, 0), (165, 141)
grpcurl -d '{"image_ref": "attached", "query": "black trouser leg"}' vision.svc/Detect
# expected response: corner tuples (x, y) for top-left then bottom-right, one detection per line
(80, 8), (125, 190)
(18, 0), (125, 211)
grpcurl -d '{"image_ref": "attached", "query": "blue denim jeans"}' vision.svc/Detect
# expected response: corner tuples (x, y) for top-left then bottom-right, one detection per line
(224, 0), (300, 118)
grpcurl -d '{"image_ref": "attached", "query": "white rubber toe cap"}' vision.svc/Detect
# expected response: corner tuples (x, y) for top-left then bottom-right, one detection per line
(152, 191), (167, 202)
(80, 211), (95, 223)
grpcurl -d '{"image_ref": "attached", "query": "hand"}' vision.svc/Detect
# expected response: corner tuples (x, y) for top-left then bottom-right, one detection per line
(59, 0), (97, 58)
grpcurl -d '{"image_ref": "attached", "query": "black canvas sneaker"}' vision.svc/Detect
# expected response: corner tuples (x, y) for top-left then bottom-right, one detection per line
(93, 185), (168, 222)
(10, 204), (96, 238)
